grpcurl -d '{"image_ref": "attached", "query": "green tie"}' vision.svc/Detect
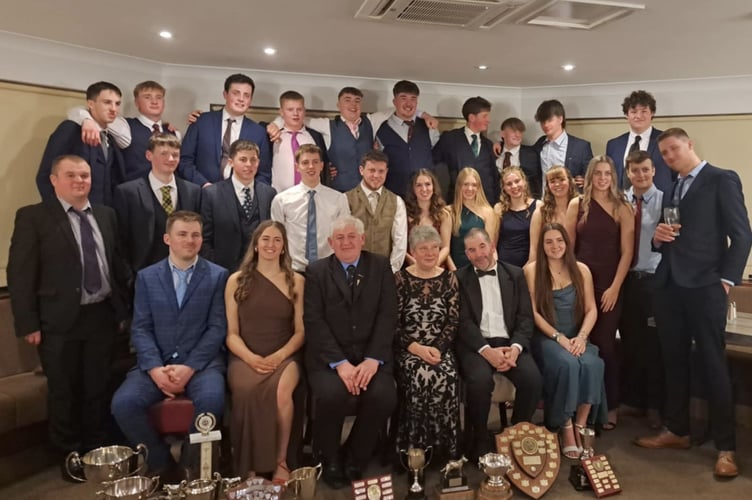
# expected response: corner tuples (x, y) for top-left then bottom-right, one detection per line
(471, 134), (479, 157)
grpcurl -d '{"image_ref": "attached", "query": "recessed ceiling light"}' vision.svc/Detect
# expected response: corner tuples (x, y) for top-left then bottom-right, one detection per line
(264, 47), (277, 56)
(159, 31), (172, 39)
(477, 65), (488, 70)
(562, 64), (575, 71)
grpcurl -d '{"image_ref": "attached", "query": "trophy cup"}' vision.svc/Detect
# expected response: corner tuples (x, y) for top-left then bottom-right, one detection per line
(437, 456), (473, 499)
(569, 426), (595, 490)
(477, 453), (513, 500)
(399, 446), (432, 499)
(286, 463), (322, 500)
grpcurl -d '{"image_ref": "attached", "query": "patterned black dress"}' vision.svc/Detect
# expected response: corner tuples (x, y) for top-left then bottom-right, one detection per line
(394, 269), (460, 457)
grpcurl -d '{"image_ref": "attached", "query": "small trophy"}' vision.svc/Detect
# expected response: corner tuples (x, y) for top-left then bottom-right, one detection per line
(437, 456), (473, 499)
(477, 453), (513, 500)
(351, 474), (394, 500)
(399, 447), (432, 499)
(569, 426), (595, 490)
(188, 412), (222, 480)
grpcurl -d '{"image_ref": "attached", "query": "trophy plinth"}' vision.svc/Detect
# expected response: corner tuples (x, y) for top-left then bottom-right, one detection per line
(569, 426), (595, 491)
(437, 456), (472, 499)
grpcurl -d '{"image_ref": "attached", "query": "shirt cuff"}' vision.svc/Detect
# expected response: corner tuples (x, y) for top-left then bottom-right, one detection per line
(478, 344), (490, 354)
(721, 279), (735, 287)
(365, 357), (384, 365)
(512, 343), (523, 354)
(329, 359), (347, 369)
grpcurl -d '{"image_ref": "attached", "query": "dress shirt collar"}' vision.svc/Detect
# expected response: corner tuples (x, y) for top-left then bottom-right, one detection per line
(359, 181), (383, 198)
(628, 126), (652, 144)
(169, 256), (198, 272)
(57, 197), (91, 213)
(137, 114), (163, 131)
(474, 261), (498, 277)
(502, 144), (521, 155)
(222, 108), (243, 122)
(681, 160), (707, 180)
(148, 171), (176, 192)
(338, 256), (361, 273)
(231, 172), (254, 191)
(627, 183), (659, 204)
(547, 130), (568, 147)
(464, 126), (482, 143)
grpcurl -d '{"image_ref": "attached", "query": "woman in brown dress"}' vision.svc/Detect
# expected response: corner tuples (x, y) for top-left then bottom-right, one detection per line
(225, 221), (305, 481)
(529, 166), (578, 262)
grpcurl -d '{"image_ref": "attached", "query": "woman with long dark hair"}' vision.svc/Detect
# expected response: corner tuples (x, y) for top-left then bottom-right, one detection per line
(403, 169), (451, 268)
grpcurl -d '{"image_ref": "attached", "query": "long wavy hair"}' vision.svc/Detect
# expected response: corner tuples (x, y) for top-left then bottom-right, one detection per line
(540, 166), (577, 223)
(533, 223), (585, 328)
(497, 166), (532, 217)
(233, 221), (296, 304)
(404, 168), (446, 227)
(451, 167), (491, 236)
(580, 156), (629, 224)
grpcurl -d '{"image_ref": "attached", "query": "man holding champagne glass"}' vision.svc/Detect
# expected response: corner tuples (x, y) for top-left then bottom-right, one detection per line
(635, 128), (752, 478)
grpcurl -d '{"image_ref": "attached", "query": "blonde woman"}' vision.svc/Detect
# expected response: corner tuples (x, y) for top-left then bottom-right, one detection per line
(529, 166), (577, 262)
(447, 167), (497, 270)
(494, 166), (540, 267)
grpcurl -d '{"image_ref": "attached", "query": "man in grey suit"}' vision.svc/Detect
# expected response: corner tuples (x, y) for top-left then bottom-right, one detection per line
(200, 140), (276, 271)
(635, 128), (752, 478)
(113, 134), (201, 274)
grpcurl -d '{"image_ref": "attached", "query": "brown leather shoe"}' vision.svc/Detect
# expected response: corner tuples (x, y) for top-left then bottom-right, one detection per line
(634, 430), (690, 449)
(714, 451), (738, 478)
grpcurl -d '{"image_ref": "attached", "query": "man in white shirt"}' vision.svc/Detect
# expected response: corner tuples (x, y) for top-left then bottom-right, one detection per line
(345, 150), (407, 273)
(455, 227), (542, 459)
(271, 144), (350, 273)
(496, 117), (542, 199)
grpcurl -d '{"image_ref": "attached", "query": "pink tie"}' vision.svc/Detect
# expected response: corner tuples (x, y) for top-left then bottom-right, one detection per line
(291, 131), (301, 185)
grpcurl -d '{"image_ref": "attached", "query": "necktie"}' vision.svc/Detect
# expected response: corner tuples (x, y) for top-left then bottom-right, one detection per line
(221, 118), (236, 178)
(100, 131), (110, 161)
(291, 131), (301, 185)
(346, 120), (360, 139)
(70, 208), (102, 293)
(476, 268), (496, 278)
(503, 151), (512, 169)
(174, 268), (189, 306)
(152, 123), (161, 135)
(241, 186), (253, 221)
(631, 195), (642, 268)
(346, 264), (356, 287)
(672, 175), (690, 206)
(624, 135), (642, 188)
(403, 120), (415, 142)
(369, 191), (380, 213)
(305, 190), (318, 263)
(160, 185), (174, 215)
(471, 134), (479, 157)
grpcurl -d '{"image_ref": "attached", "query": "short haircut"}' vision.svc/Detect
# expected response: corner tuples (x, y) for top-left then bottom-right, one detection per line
(359, 150), (389, 167)
(86, 81), (121, 101)
(501, 117), (526, 132)
(166, 210), (203, 233)
(408, 225), (441, 252)
(294, 143), (322, 163)
(147, 133), (181, 152)
(534, 99), (566, 128)
(51, 155), (88, 175)
(338, 86), (363, 99)
(279, 90), (305, 105)
(626, 150), (653, 170)
(229, 139), (260, 158)
(621, 90), (656, 115)
(657, 127), (690, 144)
(330, 215), (365, 237)
(461, 96), (492, 121)
(464, 226), (491, 244)
(133, 80), (165, 98)
(224, 73), (255, 94)
(393, 80), (420, 97)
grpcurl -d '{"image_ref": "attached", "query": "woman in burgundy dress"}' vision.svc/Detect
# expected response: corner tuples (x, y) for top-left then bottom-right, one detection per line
(565, 156), (634, 430)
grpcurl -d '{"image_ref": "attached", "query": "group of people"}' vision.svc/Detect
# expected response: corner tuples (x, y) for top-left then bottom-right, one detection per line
(8, 73), (752, 491)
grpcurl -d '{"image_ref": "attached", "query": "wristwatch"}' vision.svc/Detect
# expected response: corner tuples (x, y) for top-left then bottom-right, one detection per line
(552, 332), (560, 341)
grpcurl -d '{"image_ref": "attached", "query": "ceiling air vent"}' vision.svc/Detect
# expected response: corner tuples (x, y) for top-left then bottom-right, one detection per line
(355, 0), (533, 29)
(512, 0), (646, 30)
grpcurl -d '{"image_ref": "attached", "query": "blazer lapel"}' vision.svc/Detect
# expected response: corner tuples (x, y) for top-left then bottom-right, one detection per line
(91, 205), (114, 267)
(219, 181), (241, 233)
(679, 164), (710, 206)
(329, 256), (353, 305)
(157, 260), (180, 314)
(351, 255), (367, 304)
(135, 179), (156, 243)
(462, 267), (484, 324)
(213, 111), (223, 162)
(497, 263), (514, 331)
(180, 258), (207, 309)
(47, 200), (81, 263)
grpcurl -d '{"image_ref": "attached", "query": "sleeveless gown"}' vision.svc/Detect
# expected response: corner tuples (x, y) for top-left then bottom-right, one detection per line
(497, 200), (536, 268)
(450, 206), (485, 269)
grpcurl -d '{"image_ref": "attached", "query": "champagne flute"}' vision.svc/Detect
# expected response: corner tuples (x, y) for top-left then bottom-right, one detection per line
(663, 207), (680, 236)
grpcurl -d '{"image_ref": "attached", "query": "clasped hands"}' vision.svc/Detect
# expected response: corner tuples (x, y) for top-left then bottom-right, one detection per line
(149, 364), (195, 399)
(336, 359), (379, 396)
(482, 346), (520, 372)
(556, 335), (587, 357)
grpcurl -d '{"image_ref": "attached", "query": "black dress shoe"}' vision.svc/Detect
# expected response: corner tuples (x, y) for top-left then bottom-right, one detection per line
(322, 461), (348, 490)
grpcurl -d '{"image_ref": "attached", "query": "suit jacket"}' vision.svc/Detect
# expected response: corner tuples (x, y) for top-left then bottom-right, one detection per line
(500, 142), (542, 198)
(654, 163), (752, 289)
(7, 199), (129, 337)
(534, 132), (593, 179)
(433, 127), (500, 203)
(200, 178), (276, 271)
(131, 257), (229, 373)
(179, 110), (271, 187)
(37, 120), (125, 206)
(303, 252), (397, 373)
(113, 176), (202, 273)
(605, 128), (675, 193)
(456, 262), (534, 353)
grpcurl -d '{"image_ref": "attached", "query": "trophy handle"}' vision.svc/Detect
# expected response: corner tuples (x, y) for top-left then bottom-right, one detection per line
(314, 462), (323, 480)
(64, 451), (87, 482)
(147, 476), (160, 496)
(398, 448), (409, 470)
(424, 446), (433, 467)
(129, 443), (149, 477)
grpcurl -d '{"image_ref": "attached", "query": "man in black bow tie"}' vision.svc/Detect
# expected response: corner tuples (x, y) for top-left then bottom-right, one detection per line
(455, 227), (542, 459)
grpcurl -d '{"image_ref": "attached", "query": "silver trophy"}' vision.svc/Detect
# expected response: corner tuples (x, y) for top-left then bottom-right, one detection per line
(399, 446), (432, 499)
(477, 453), (512, 499)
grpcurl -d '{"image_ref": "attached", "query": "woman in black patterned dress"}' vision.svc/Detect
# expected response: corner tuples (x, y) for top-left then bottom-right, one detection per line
(394, 225), (460, 459)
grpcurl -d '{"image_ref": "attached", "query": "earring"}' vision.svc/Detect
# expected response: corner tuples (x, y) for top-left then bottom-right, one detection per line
(254, 248), (258, 252)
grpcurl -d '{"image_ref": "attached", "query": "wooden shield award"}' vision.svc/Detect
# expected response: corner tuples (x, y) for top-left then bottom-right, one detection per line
(496, 423), (560, 498)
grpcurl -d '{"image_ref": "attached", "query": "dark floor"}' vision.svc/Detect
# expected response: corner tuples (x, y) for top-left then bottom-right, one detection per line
(1, 413), (751, 499)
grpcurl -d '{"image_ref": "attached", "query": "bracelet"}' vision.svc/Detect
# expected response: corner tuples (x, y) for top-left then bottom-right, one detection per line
(552, 331), (561, 341)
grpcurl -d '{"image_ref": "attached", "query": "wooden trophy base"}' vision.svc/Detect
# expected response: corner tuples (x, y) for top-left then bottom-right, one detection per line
(434, 485), (475, 500)
(477, 481), (513, 500)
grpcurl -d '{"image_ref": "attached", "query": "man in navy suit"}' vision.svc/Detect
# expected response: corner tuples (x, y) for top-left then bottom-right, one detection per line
(605, 90), (674, 192)
(37, 81), (126, 206)
(113, 134), (201, 275)
(179, 73), (271, 187)
(111, 211), (228, 475)
(201, 140), (276, 271)
(433, 96), (499, 204)
(635, 128), (752, 478)
(533, 99), (593, 192)
(497, 117), (542, 198)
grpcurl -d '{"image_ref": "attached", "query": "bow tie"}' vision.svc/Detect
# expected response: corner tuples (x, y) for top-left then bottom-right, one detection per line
(476, 268), (497, 277)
